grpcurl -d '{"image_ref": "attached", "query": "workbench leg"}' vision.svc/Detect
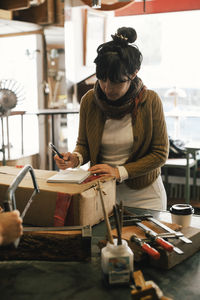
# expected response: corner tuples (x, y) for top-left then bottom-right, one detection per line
(21, 114), (24, 156)
(51, 114), (56, 170)
(1, 117), (6, 165)
(185, 153), (190, 204)
(164, 167), (169, 196)
(193, 152), (197, 200)
(6, 116), (10, 160)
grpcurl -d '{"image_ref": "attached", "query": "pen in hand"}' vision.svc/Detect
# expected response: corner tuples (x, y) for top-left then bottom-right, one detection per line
(49, 143), (80, 170)
(49, 143), (64, 159)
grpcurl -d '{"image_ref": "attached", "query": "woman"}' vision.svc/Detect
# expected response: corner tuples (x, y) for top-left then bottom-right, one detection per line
(54, 27), (169, 210)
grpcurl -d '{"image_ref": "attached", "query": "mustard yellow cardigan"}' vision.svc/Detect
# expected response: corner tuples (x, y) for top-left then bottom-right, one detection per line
(74, 88), (169, 189)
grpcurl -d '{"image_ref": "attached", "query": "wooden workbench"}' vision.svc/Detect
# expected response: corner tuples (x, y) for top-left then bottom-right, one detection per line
(0, 207), (199, 300)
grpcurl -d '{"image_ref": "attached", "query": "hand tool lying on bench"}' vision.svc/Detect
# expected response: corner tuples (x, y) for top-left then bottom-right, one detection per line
(123, 212), (192, 244)
(130, 234), (160, 260)
(123, 217), (184, 254)
(145, 215), (192, 244)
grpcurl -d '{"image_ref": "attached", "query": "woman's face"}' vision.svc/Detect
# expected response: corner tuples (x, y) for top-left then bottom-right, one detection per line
(98, 74), (137, 101)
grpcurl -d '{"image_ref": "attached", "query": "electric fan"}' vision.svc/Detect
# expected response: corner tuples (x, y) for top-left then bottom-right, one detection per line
(0, 79), (25, 165)
(0, 79), (25, 116)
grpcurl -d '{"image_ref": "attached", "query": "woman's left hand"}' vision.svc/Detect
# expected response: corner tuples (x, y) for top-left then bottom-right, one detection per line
(89, 164), (120, 180)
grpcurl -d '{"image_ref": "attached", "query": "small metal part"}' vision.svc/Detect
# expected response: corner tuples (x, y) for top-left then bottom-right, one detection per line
(172, 246), (184, 255)
(155, 232), (184, 238)
(82, 225), (92, 238)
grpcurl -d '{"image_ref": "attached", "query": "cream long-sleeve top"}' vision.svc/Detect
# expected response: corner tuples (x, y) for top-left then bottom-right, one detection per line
(99, 114), (132, 182)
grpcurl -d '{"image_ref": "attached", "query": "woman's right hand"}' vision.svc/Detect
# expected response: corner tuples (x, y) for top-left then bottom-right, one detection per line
(54, 152), (79, 170)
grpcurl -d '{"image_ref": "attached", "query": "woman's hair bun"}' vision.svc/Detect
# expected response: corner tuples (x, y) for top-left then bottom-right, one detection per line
(116, 27), (137, 44)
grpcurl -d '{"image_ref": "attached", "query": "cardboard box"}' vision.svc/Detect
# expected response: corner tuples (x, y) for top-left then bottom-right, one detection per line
(0, 166), (116, 227)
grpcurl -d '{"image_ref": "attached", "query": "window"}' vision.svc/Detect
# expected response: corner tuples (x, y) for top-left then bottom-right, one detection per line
(108, 10), (200, 142)
(0, 33), (41, 159)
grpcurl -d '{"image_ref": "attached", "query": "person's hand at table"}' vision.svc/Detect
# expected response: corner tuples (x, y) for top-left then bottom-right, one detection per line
(89, 164), (120, 180)
(0, 210), (23, 246)
(54, 152), (79, 170)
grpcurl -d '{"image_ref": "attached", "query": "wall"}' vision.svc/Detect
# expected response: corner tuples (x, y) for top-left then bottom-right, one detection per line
(64, 1), (112, 101)
(63, 3), (200, 145)
(0, 32), (44, 166)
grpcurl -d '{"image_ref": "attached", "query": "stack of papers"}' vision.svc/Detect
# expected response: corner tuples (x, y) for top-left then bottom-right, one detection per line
(47, 169), (91, 184)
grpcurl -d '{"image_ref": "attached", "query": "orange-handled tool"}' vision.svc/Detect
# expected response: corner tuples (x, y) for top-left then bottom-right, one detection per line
(131, 235), (160, 260)
(153, 237), (173, 252)
(135, 221), (174, 252)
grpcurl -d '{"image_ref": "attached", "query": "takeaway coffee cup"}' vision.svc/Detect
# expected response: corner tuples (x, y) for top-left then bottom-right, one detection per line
(170, 204), (194, 227)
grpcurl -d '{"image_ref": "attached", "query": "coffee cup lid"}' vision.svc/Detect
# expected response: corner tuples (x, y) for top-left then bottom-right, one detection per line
(170, 204), (194, 215)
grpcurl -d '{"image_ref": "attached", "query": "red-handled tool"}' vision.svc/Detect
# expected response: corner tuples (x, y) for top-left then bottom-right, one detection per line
(155, 237), (173, 252)
(123, 217), (184, 254)
(124, 218), (176, 253)
(145, 231), (174, 252)
(124, 212), (191, 244)
(135, 221), (174, 252)
(131, 234), (160, 260)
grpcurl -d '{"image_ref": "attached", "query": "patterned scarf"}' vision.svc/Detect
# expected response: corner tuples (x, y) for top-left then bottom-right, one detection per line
(93, 76), (145, 122)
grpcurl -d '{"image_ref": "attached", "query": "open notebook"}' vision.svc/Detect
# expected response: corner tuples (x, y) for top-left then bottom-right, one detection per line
(47, 169), (91, 184)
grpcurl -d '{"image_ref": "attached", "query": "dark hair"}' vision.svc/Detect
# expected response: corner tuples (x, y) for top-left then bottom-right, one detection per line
(94, 27), (143, 83)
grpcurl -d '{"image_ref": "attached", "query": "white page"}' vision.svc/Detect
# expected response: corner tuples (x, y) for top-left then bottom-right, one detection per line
(47, 169), (91, 184)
